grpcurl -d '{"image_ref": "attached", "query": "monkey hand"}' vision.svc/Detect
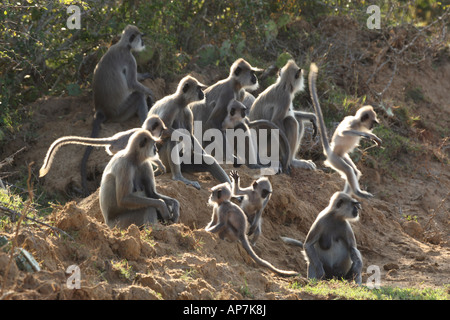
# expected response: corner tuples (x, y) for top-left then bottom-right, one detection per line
(229, 170), (239, 182)
(310, 118), (318, 139)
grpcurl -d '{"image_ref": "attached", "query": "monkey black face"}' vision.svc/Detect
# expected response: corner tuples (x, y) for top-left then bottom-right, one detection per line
(198, 87), (205, 100)
(261, 189), (272, 199)
(352, 200), (361, 218)
(250, 71), (257, 84)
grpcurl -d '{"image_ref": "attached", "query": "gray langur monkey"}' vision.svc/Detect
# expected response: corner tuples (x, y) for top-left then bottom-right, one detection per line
(39, 115), (168, 178)
(238, 89), (256, 113)
(100, 129), (179, 229)
(205, 182), (298, 276)
(249, 59), (318, 173)
(229, 170), (272, 246)
(148, 75), (231, 189)
(191, 58), (262, 135)
(281, 192), (363, 284)
(81, 25), (155, 196)
(308, 63), (382, 199)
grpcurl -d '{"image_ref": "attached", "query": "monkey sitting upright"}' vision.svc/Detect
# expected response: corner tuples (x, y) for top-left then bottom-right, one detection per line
(206, 182), (298, 277)
(100, 129), (179, 229)
(81, 25), (155, 196)
(229, 170), (272, 246)
(281, 192), (363, 284)
(308, 63), (382, 199)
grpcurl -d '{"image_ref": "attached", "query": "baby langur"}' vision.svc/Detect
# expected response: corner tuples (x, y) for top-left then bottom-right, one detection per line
(229, 170), (272, 246)
(206, 182), (297, 277)
(249, 59), (318, 173)
(39, 115), (168, 178)
(100, 129), (179, 229)
(308, 63), (382, 199)
(281, 192), (363, 284)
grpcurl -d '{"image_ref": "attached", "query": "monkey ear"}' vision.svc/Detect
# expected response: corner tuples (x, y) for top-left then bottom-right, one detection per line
(183, 83), (190, 93)
(336, 199), (344, 208)
(234, 66), (242, 76)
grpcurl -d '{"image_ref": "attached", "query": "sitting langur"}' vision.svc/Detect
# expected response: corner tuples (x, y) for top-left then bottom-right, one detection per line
(148, 75), (230, 189)
(100, 129), (179, 229)
(281, 192), (363, 284)
(39, 115), (168, 178)
(248, 59), (318, 173)
(221, 99), (291, 170)
(81, 25), (155, 195)
(308, 63), (382, 199)
(229, 170), (272, 246)
(205, 182), (297, 276)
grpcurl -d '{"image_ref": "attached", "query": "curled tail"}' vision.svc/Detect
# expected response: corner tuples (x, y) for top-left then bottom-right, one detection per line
(80, 110), (106, 196)
(308, 63), (330, 155)
(240, 235), (298, 277)
(39, 134), (116, 178)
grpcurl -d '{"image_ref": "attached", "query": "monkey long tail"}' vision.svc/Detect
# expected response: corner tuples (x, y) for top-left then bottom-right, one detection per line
(80, 110), (106, 196)
(39, 135), (118, 178)
(247, 119), (291, 173)
(240, 235), (298, 276)
(280, 236), (304, 248)
(308, 63), (331, 155)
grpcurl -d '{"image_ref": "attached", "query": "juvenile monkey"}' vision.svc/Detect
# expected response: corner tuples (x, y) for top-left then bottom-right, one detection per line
(281, 192), (363, 284)
(249, 59), (317, 173)
(229, 170), (272, 246)
(100, 129), (179, 229)
(148, 75), (231, 189)
(308, 63), (382, 199)
(206, 182), (298, 276)
(81, 25), (155, 195)
(39, 115), (168, 178)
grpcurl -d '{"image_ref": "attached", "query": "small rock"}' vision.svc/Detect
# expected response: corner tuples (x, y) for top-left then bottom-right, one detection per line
(383, 263), (399, 271)
(401, 220), (424, 240)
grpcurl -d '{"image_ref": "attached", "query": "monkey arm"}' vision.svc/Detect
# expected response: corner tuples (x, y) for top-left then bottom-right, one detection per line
(303, 224), (326, 279)
(341, 130), (382, 146)
(126, 64), (155, 99)
(345, 228), (363, 284)
(205, 94), (233, 131)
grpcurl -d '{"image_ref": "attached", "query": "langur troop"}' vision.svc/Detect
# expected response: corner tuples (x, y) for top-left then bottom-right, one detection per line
(40, 25), (383, 285)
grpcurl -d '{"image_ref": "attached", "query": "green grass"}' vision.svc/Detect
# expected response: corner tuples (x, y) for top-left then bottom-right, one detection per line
(290, 279), (449, 300)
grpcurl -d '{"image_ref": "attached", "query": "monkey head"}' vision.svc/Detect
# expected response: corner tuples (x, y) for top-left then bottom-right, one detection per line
(178, 75), (208, 105)
(278, 60), (305, 95)
(127, 129), (160, 162)
(252, 177), (272, 199)
(222, 100), (247, 129)
(230, 58), (263, 92)
(330, 192), (361, 222)
(121, 25), (145, 52)
(209, 182), (232, 205)
(357, 105), (379, 130)
(143, 115), (167, 139)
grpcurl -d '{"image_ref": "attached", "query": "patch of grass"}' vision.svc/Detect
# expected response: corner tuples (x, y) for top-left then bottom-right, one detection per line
(290, 279), (449, 300)
(239, 278), (254, 298)
(111, 259), (135, 281)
